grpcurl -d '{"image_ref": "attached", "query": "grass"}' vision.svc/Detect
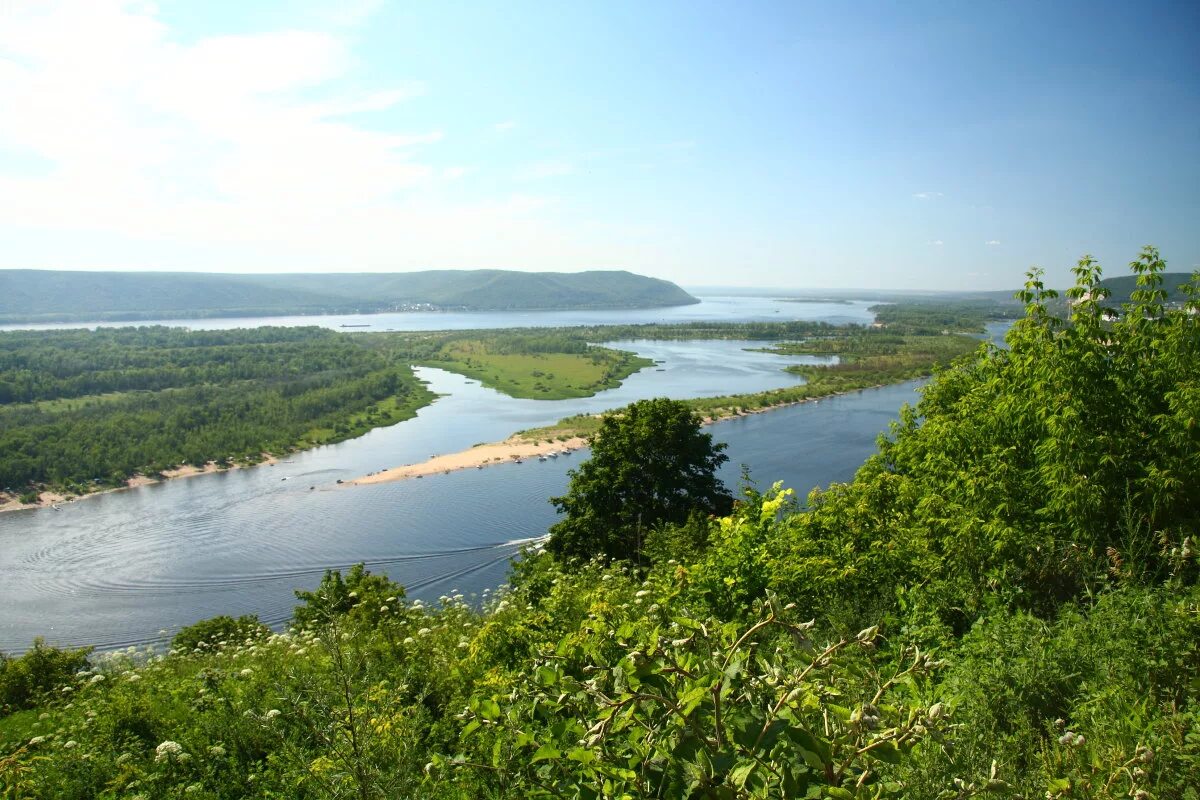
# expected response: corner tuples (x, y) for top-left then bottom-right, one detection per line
(515, 333), (984, 443)
(418, 340), (651, 400)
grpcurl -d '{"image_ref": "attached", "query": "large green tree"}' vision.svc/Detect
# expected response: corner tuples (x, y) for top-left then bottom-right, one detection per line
(547, 397), (731, 561)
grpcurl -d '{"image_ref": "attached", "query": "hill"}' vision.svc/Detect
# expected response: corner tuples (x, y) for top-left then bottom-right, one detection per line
(0, 269), (698, 323)
(1092, 271), (1195, 304)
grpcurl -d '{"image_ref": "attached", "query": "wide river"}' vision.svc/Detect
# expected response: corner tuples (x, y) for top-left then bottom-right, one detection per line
(0, 299), (998, 654)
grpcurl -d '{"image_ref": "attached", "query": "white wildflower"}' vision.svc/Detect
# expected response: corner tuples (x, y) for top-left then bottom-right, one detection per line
(89, 674), (105, 684)
(208, 745), (226, 757)
(264, 709), (281, 720)
(155, 741), (184, 762)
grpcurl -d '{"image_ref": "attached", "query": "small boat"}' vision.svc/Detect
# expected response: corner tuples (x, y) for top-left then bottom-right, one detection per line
(538, 456), (547, 462)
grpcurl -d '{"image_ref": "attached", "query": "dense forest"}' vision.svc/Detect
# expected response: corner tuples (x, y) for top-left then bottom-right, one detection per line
(0, 327), (433, 495)
(1, 249), (1196, 798)
(0, 269), (698, 323)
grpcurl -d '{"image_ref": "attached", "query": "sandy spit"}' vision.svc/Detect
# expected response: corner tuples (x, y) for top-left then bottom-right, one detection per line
(350, 437), (590, 486)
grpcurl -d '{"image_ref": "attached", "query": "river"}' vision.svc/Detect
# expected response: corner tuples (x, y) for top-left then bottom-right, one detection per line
(0, 298), (961, 653)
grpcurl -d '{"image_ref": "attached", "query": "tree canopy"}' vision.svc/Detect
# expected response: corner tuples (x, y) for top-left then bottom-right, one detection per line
(547, 397), (731, 561)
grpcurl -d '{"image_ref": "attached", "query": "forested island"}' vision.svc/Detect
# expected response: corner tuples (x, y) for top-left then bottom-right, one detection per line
(0, 301), (993, 509)
(0, 269), (698, 323)
(0, 249), (1196, 798)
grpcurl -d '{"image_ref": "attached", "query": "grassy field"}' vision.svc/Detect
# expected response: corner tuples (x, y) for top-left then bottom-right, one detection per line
(516, 332), (984, 442)
(417, 339), (651, 399)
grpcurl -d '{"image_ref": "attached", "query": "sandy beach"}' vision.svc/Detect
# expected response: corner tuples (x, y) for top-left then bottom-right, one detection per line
(350, 436), (590, 486)
(0, 457), (277, 514)
(349, 384), (890, 488)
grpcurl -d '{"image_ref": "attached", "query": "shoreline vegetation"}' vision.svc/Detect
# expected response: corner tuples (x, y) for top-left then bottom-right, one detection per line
(350, 329), (986, 486)
(0, 301), (1000, 512)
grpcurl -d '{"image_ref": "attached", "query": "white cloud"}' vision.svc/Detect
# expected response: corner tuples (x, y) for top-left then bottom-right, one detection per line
(442, 166), (469, 179)
(929, 239), (944, 246)
(0, 0), (488, 264)
(493, 120), (517, 133)
(912, 191), (944, 200)
(986, 240), (1001, 246)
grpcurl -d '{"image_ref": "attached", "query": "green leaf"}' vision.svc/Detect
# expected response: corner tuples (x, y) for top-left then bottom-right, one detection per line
(532, 744), (562, 763)
(866, 742), (902, 765)
(729, 762), (756, 788)
(567, 747), (596, 765)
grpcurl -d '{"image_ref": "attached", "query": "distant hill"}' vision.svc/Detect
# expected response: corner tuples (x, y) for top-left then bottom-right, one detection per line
(1091, 272), (1194, 305)
(0, 269), (699, 323)
(1043, 272), (1195, 316)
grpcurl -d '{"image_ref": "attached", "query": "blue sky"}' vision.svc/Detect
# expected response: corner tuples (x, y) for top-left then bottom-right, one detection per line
(0, 1), (1196, 290)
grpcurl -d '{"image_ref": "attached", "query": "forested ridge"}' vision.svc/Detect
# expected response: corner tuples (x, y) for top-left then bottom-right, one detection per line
(0, 269), (698, 323)
(1, 248), (1197, 798)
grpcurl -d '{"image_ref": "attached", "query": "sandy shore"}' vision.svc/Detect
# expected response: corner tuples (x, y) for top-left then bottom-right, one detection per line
(0, 456), (278, 514)
(349, 384), (890, 488)
(351, 436), (590, 486)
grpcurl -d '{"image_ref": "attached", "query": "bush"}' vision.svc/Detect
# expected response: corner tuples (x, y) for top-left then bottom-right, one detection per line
(0, 638), (91, 715)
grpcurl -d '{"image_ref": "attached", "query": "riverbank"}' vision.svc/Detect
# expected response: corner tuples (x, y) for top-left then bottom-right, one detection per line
(0, 456), (278, 514)
(347, 381), (897, 487)
(350, 437), (590, 485)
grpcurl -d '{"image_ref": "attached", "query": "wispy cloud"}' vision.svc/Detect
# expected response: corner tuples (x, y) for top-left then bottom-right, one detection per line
(912, 191), (944, 200)
(493, 120), (517, 133)
(0, 1), (590, 270)
(986, 240), (1001, 246)
(929, 239), (944, 246)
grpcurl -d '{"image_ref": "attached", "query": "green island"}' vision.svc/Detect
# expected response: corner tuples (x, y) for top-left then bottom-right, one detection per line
(1, 249), (1197, 799)
(0, 327), (436, 501)
(0, 301), (1003, 506)
(367, 330), (654, 400)
(515, 325), (987, 444)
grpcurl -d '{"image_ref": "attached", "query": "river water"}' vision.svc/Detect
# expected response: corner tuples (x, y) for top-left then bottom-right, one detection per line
(0, 298), (942, 653)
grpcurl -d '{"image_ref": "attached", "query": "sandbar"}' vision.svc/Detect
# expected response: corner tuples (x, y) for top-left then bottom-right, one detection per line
(350, 436), (590, 486)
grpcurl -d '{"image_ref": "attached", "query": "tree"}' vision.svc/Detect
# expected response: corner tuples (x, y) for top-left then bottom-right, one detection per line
(547, 398), (731, 562)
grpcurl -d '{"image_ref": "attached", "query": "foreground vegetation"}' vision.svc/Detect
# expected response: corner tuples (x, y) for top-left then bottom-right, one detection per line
(1, 248), (1196, 798)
